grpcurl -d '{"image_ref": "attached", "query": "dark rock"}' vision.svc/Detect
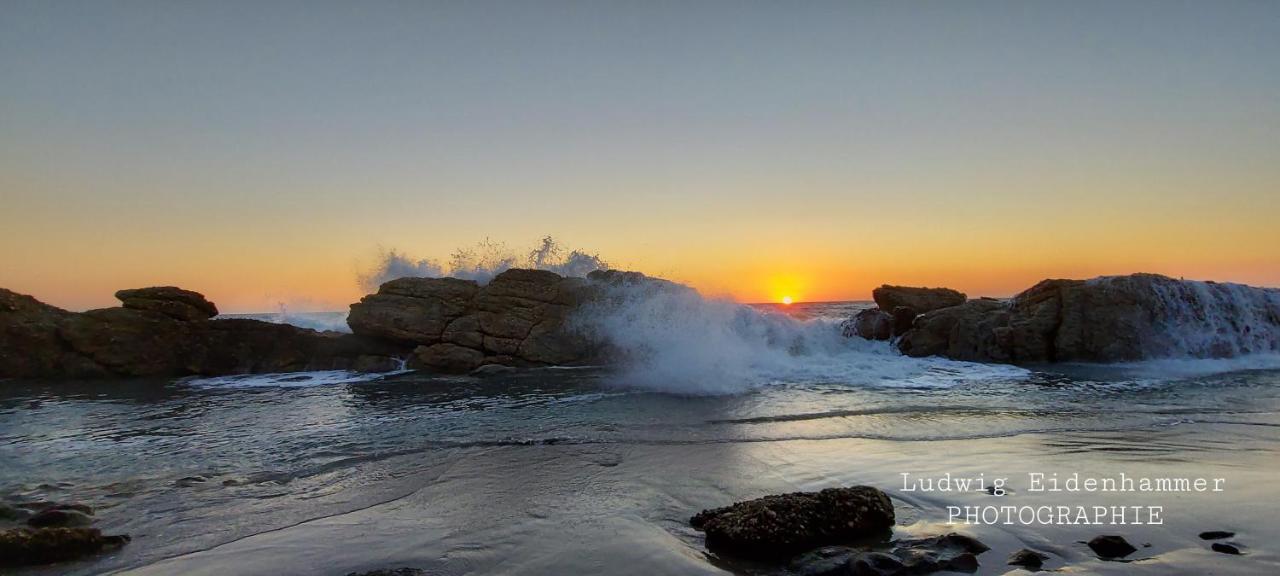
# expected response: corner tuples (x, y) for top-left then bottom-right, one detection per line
(115, 286), (217, 321)
(1007, 548), (1048, 568)
(348, 277), (479, 344)
(411, 343), (486, 373)
(845, 533), (987, 575)
(849, 551), (905, 576)
(1088, 535), (1137, 558)
(897, 299), (1009, 361)
(1, 286), (411, 379)
(789, 546), (859, 576)
(27, 509), (93, 528)
(890, 306), (916, 337)
(17, 502), (93, 515)
(872, 285), (966, 314)
(1199, 530), (1235, 540)
(0, 527), (129, 567)
(690, 486), (894, 561)
(897, 274), (1280, 364)
(1211, 542), (1242, 555)
(1, 503), (32, 521)
(842, 309), (892, 340)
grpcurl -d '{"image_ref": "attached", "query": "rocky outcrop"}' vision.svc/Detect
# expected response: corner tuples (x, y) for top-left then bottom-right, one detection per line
(845, 286), (967, 342)
(872, 285), (966, 315)
(0, 500), (129, 568)
(0, 287), (409, 379)
(2, 267), (685, 379)
(842, 309), (892, 340)
(0, 527), (130, 567)
(349, 268), (684, 373)
(690, 486), (895, 561)
(115, 286), (217, 321)
(896, 274), (1280, 363)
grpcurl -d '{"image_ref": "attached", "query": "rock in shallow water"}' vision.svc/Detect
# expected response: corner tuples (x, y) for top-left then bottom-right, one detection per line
(1007, 547), (1049, 568)
(842, 309), (893, 340)
(1199, 530), (1235, 540)
(0, 527), (129, 567)
(1211, 542), (1243, 555)
(690, 486), (895, 561)
(1087, 535), (1137, 558)
(27, 508), (93, 528)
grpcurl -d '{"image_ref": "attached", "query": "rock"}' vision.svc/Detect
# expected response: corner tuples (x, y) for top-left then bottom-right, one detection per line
(472, 363), (517, 375)
(897, 299), (1010, 361)
(789, 546), (859, 576)
(1087, 535), (1137, 558)
(18, 502), (93, 515)
(1007, 548), (1048, 568)
(0, 527), (129, 567)
(115, 286), (217, 321)
(1199, 530), (1235, 540)
(348, 277), (479, 344)
(1211, 542), (1242, 555)
(785, 536), (988, 576)
(872, 285), (966, 314)
(690, 486), (895, 561)
(27, 509), (93, 528)
(411, 343), (486, 373)
(0, 503), (32, 521)
(897, 274), (1280, 364)
(849, 551), (905, 576)
(1, 286), (410, 379)
(890, 306), (916, 337)
(842, 309), (892, 340)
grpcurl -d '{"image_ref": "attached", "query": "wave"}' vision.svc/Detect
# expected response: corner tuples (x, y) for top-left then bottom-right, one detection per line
(180, 368), (408, 389)
(1087, 274), (1280, 359)
(359, 236), (607, 290)
(569, 278), (1029, 395)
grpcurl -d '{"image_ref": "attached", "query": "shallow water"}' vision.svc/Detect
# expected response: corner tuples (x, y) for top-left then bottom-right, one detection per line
(3, 302), (1279, 575)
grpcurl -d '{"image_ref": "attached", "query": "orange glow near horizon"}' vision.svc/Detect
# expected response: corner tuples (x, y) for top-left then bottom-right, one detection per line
(781, 295), (793, 305)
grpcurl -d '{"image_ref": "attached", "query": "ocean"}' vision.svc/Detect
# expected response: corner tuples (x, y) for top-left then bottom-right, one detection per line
(3, 301), (1279, 574)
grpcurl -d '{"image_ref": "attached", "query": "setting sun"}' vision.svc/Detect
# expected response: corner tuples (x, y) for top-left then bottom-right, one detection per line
(781, 296), (793, 305)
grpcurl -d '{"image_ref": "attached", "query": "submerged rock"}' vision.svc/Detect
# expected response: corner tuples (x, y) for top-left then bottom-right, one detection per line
(1007, 548), (1049, 569)
(833, 533), (988, 576)
(27, 509), (93, 528)
(0, 527), (129, 567)
(1211, 542), (1243, 555)
(1087, 535), (1137, 558)
(872, 285), (966, 314)
(1199, 530), (1235, 540)
(690, 486), (895, 561)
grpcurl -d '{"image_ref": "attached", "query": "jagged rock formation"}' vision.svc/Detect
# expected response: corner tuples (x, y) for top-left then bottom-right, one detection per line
(844, 285), (967, 340)
(896, 273), (1280, 363)
(0, 287), (406, 379)
(348, 268), (683, 373)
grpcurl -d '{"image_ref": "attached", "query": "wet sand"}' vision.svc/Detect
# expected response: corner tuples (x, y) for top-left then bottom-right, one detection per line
(95, 422), (1277, 575)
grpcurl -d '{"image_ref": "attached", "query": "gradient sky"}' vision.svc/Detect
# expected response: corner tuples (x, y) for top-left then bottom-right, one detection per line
(2, 1), (1278, 312)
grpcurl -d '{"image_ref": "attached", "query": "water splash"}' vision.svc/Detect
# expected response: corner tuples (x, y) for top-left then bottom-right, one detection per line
(360, 236), (607, 289)
(571, 277), (1028, 395)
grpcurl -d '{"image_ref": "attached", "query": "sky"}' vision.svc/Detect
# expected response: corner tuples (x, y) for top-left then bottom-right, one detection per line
(2, 1), (1278, 311)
